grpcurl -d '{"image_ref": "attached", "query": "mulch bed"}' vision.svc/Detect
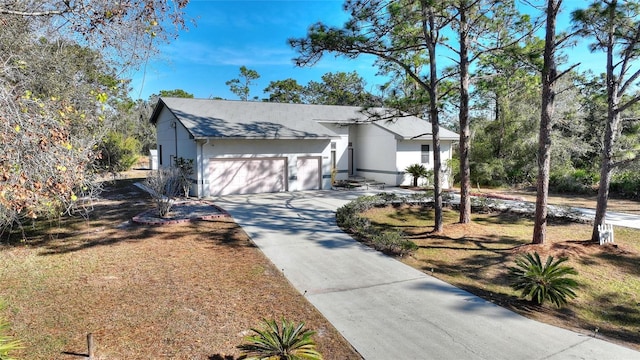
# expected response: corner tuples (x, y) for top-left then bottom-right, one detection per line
(132, 200), (231, 225)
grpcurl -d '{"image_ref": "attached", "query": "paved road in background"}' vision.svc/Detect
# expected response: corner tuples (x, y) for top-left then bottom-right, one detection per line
(214, 190), (640, 360)
(576, 207), (640, 229)
(446, 193), (640, 229)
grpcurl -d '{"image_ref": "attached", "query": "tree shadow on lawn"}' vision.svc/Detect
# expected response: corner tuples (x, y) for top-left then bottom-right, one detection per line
(390, 210), (545, 240)
(418, 245), (513, 283)
(2, 177), (254, 255)
(415, 232), (523, 251)
(385, 205), (435, 222)
(37, 218), (256, 256)
(590, 292), (640, 346)
(472, 211), (532, 226)
(209, 355), (237, 360)
(191, 220), (258, 249)
(36, 222), (176, 255)
(595, 250), (640, 277)
(1, 178), (151, 245)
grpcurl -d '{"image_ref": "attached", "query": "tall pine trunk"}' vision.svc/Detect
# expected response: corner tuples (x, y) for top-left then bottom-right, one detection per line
(458, 3), (471, 224)
(592, 103), (619, 242)
(422, 0), (443, 232)
(532, 0), (560, 244)
(592, 24), (620, 241)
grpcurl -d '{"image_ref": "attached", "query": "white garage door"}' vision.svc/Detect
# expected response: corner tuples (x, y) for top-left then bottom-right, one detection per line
(208, 158), (287, 196)
(297, 156), (321, 191)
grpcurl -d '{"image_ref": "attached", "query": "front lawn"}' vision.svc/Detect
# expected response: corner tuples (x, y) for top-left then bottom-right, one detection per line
(361, 204), (640, 351)
(0, 178), (360, 359)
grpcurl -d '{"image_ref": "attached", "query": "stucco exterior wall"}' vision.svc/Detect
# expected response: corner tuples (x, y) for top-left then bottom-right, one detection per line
(318, 123), (350, 181)
(397, 140), (432, 186)
(440, 141), (452, 188)
(155, 107), (197, 167)
(397, 139), (453, 188)
(354, 124), (400, 185)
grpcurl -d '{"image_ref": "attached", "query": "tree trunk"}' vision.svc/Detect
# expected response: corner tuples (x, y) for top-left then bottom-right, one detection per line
(458, 3), (471, 224)
(592, 156), (614, 241)
(492, 95), (503, 158)
(592, 107), (618, 242)
(532, 0), (560, 244)
(431, 93), (443, 233)
(422, 0), (443, 232)
(592, 25), (620, 241)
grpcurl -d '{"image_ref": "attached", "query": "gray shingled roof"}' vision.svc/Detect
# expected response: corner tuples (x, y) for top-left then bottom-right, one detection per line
(152, 97), (458, 140)
(373, 115), (459, 140)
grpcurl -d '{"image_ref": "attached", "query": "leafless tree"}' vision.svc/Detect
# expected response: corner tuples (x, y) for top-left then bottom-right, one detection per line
(0, 1), (190, 236)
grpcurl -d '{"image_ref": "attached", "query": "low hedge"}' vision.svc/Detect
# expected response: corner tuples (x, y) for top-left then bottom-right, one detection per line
(336, 193), (420, 257)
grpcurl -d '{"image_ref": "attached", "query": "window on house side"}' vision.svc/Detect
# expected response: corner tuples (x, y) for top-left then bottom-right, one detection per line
(421, 145), (430, 164)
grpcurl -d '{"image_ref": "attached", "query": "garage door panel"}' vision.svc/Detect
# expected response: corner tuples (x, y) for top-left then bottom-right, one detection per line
(209, 158), (286, 196)
(297, 157), (321, 191)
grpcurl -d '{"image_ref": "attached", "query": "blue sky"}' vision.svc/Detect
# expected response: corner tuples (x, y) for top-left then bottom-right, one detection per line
(129, 0), (383, 100)
(128, 0), (605, 101)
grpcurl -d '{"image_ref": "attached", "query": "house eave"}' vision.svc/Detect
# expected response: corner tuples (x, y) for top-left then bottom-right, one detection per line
(193, 135), (340, 141)
(401, 135), (459, 141)
(149, 98), (167, 126)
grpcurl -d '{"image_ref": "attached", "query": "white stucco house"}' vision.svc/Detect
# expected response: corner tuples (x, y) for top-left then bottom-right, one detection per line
(150, 97), (459, 197)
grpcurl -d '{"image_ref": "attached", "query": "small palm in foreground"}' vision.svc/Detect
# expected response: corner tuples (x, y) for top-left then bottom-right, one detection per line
(237, 319), (322, 360)
(405, 163), (428, 187)
(508, 252), (579, 308)
(0, 302), (22, 360)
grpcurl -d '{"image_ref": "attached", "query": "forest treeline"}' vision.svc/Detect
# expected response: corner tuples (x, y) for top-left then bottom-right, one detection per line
(1, 0), (639, 239)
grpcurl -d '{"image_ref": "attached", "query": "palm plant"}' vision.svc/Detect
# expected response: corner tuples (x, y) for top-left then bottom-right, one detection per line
(508, 252), (579, 308)
(405, 163), (429, 187)
(237, 319), (322, 360)
(0, 302), (22, 360)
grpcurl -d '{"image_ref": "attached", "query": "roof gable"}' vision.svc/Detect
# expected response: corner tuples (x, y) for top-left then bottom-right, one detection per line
(372, 116), (459, 140)
(156, 98), (348, 139)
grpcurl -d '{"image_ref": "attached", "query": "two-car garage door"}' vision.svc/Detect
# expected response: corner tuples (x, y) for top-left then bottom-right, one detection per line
(208, 158), (287, 196)
(208, 156), (322, 196)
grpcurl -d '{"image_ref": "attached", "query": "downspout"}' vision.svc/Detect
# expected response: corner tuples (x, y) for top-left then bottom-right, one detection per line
(174, 122), (178, 161)
(200, 139), (209, 198)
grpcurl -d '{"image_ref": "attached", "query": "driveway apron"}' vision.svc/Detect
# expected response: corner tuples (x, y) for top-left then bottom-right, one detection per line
(213, 190), (640, 360)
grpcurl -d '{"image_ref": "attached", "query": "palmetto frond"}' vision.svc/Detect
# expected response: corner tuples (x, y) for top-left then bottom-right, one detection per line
(508, 252), (579, 308)
(238, 319), (322, 360)
(0, 303), (22, 360)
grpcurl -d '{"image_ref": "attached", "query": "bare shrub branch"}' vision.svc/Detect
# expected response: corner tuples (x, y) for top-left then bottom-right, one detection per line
(144, 168), (182, 218)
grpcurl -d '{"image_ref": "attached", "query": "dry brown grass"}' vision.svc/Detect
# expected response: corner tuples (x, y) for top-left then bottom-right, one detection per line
(0, 178), (360, 359)
(363, 205), (640, 351)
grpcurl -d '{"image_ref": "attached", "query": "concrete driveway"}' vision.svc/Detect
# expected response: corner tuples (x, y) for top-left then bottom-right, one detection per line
(213, 190), (639, 360)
